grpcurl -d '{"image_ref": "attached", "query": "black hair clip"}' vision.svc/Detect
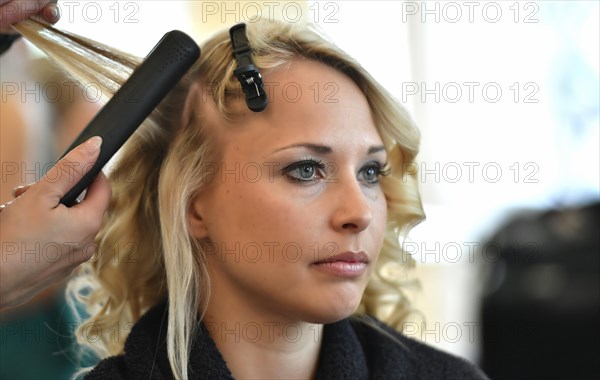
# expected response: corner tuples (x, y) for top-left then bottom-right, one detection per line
(230, 23), (268, 112)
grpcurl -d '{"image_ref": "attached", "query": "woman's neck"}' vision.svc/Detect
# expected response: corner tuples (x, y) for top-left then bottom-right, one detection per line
(203, 285), (324, 379)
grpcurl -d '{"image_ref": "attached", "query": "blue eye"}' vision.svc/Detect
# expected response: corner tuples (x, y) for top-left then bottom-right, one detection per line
(359, 161), (390, 184)
(282, 159), (326, 183)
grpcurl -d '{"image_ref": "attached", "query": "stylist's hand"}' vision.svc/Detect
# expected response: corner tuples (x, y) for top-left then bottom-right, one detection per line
(0, 136), (111, 309)
(0, 0), (60, 33)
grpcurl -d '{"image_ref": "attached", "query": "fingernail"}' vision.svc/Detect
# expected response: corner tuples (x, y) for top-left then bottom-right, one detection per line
(11, 185), (25, 198)
(44, 4), (61, 23)
(85, 136), (103, 154)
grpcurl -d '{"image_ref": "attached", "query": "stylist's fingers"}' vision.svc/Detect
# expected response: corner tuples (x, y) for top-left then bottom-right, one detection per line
(0, 0), (56, 27)
(66, 173), (110, 263)
(72, 171), (111, 229)
(12, 183), (31, 198)
(40, 1), (59, 24)
(0, 182), (32, 213)
(34, 136), (103, 208)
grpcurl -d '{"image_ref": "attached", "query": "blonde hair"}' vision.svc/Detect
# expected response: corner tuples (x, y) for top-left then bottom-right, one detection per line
(15, 18), (424, 380)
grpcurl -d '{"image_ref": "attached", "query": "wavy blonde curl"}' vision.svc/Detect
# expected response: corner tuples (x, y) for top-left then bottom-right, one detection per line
(14, 18), (424, 380)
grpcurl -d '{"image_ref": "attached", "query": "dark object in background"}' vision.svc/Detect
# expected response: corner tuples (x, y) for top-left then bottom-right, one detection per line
(481, 201), (599, 380)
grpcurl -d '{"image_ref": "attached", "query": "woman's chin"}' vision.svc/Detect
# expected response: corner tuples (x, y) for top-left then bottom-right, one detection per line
(298, 292), (363, 324)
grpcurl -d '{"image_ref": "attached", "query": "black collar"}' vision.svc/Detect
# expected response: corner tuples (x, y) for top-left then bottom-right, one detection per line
(120, 302), (375, 379)
(86, 301), (489, 379)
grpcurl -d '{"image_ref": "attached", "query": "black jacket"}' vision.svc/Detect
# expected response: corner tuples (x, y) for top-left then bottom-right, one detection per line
(85, 302), (489, 379)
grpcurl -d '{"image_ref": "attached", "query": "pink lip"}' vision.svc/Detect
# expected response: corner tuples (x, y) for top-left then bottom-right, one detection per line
(311, 251), (369, 278)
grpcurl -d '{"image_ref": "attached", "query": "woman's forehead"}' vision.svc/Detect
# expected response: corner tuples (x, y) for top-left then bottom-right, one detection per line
(185, 59), (381, 160)
(227, 63), (378, 156)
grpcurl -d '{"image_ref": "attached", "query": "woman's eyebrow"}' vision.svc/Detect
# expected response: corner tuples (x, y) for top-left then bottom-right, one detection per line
(272, 143), (333, 154)
(272, 143), (387, 155)
(368, 145), (386, 155)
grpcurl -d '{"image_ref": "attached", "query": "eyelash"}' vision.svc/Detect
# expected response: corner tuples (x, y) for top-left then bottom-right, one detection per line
(364, 161), (391, 183)
(281, 158), (326, 184)
(281, 159), (391, 184)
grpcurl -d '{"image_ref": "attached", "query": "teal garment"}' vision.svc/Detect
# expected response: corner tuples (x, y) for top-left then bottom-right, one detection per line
(0, 289), (80, 380)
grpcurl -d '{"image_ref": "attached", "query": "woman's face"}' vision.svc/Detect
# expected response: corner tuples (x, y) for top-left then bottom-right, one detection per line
(190, 59), (388, 324)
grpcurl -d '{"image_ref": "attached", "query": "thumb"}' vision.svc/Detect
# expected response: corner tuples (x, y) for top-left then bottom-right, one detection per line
(0, 0), (53, 26)
(36, 136), (103, 205)
(40, 2), (60, 24)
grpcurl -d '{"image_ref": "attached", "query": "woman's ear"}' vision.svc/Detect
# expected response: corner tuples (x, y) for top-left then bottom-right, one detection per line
(188, 196), (209, 239)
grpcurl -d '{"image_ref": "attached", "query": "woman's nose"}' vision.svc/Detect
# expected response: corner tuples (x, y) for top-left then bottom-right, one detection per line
(329, 177), (373, 233)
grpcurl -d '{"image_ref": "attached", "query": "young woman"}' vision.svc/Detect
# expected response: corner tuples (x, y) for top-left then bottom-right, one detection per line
(14, 17), (488, 380)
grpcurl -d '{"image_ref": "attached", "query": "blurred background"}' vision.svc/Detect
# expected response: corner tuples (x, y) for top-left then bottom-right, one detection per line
(1, 1), (598, 379)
